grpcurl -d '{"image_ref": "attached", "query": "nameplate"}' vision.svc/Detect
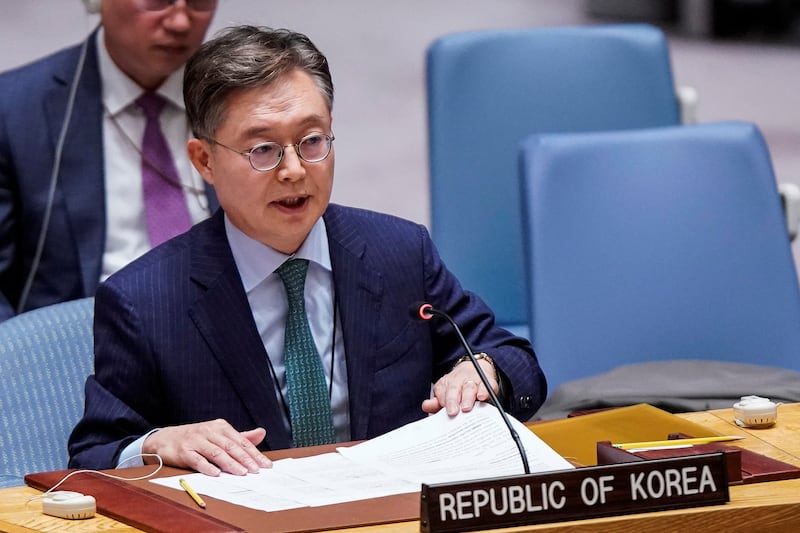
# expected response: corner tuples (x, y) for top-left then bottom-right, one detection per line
(420, 453), (729, 533)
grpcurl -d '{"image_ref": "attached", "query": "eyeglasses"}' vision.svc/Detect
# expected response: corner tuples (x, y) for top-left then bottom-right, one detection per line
(209, 133), (335, 172)
(140, 0), (217, 12)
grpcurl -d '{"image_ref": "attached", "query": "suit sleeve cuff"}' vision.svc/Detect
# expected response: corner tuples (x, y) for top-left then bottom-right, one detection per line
(116, 429), (159, 468)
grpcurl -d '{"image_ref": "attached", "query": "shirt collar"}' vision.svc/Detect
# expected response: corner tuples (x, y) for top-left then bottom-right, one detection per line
(95, 27), (186, 116)
(225, 214), (332, 293)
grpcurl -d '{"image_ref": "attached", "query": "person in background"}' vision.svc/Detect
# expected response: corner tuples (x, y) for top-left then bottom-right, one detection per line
(68, 25), (547, 475)
(0, 0), (219, 322)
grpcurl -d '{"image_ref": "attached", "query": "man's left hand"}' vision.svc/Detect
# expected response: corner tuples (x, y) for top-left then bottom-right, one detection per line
(421, 358), (498, 416)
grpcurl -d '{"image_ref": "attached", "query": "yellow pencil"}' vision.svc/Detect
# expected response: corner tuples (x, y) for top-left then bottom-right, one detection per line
(179, 478), (206, 509)
(613, 435), (745, 450)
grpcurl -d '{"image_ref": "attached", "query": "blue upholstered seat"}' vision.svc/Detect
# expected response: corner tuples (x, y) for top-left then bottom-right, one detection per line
(426, 23), (681, 338)
(0, 297), (94, 488)
(519, 122), (800, 396)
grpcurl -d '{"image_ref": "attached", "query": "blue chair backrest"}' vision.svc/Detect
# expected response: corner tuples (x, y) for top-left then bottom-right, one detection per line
(519, 122), (800, 394)
(427, 23), (680, 337)
(0, 297), (94, 488)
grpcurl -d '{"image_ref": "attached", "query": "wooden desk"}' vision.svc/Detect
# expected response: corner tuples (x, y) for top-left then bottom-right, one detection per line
(2, 404), (799, 532)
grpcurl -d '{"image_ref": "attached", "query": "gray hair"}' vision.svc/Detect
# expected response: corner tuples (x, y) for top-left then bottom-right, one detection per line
(184, 25), (334, 139)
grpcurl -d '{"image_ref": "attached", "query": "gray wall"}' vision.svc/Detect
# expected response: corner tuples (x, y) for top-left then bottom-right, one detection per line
(2, 1), (798, 235)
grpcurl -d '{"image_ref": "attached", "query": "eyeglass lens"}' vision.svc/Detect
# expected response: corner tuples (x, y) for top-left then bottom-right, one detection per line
(249, 134), (333, 171)
(141, 0), (217, 11)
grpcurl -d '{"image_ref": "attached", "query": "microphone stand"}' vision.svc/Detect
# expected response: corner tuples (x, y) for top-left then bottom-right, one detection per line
(420, 304), (531, 474)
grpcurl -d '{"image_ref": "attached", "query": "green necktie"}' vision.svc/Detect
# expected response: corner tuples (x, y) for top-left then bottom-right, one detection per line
(276, 258), (336, 447)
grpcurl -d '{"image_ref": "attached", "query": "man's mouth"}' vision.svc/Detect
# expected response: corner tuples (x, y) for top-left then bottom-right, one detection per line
(156, 44), (189, 55)
(276, 196), (308, 209)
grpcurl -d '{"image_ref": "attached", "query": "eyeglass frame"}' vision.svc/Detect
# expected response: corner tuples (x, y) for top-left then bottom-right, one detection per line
(139, 0), (217, 12)
(205, 132), (336, 172)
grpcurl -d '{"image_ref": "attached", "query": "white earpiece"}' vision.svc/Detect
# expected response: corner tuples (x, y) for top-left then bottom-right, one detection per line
(42, 491), (96, 520)
(733, 395), (779, 428)
(82, 0), (101, 15)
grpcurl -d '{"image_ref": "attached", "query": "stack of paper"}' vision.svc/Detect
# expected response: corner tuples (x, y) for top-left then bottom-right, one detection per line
(151, 403), (574, 512)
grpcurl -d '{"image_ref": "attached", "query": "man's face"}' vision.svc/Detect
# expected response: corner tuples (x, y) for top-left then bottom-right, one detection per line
(188, 69), (335, 254)
(101, 0), (216, 90)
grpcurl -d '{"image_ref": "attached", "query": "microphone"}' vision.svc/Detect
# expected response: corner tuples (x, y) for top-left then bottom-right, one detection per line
(410, 302), (530, 474)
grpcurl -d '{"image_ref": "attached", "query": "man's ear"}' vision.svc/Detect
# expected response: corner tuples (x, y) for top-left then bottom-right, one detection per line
(187, 138), (214, 185)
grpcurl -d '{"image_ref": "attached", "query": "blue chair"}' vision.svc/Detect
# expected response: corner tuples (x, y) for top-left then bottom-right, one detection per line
(426, 23), (682, 337)
(519, 122), (800, 395)
(0, 297), (94, 488)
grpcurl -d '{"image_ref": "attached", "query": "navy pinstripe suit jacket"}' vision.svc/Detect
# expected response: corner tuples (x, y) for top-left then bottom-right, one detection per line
(68, 205), (545, 469)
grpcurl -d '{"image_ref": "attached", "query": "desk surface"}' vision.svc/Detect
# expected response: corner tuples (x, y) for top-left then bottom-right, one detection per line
(2, 403), (799, 533)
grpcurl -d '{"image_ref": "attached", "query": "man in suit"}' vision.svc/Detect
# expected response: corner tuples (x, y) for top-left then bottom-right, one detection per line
(68, 26), (547, 476)
(0, 0), (218, 322)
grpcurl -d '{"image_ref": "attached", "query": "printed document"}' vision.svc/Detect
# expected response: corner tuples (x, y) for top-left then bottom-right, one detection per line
(151, 402), (573, 511)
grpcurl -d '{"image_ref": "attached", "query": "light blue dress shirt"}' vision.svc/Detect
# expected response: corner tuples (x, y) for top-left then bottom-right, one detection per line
(117, 215), (350, 467)
(225, 215), (350, 442)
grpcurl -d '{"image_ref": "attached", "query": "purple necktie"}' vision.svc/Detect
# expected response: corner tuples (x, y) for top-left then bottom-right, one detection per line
(136, 92), (192, 247)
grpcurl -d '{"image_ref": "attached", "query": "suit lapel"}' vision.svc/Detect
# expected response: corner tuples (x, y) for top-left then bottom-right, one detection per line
(184, 207), (384, 447)
(187, 213), (291, 449)
(43, 33), (106, 295)
(324, 206), (384, 440)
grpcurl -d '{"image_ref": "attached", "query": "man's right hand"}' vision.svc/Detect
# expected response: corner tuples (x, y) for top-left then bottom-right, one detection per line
(142, 419), (272, 476)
